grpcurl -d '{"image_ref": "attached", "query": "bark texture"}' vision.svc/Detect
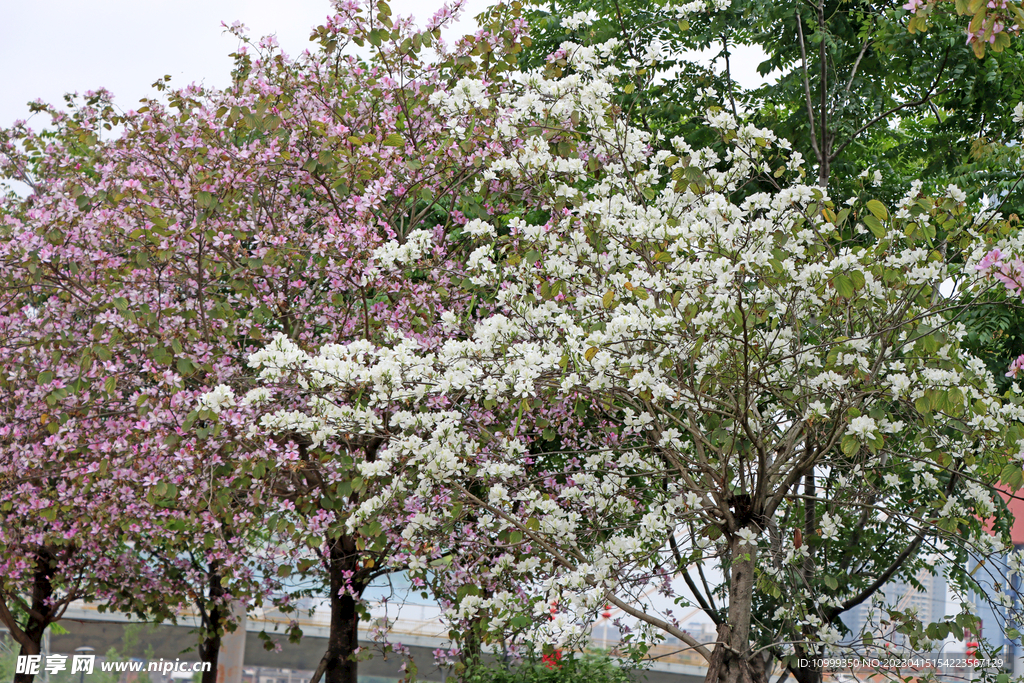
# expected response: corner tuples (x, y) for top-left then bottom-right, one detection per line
(198, 563), (224, 683)
(11, 551), (55, 683)
(704, 534), (769, 683)
(323, 535), (364, 683)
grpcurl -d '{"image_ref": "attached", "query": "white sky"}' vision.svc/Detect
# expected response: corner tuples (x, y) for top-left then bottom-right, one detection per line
(0, 0), (493, 129)
(0, 0), (772, 130)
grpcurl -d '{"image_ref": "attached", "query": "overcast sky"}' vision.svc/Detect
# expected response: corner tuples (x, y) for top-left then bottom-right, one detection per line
(0, 0), (494, 129)
(0, 0), (774, 130)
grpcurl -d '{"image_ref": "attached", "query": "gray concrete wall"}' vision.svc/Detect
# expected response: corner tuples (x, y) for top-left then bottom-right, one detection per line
(48, 620), (450, 681)
(42, 620), (704, 683)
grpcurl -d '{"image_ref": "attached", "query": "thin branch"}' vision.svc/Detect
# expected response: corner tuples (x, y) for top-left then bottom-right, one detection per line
(831, 470), (959, 617)
(830, 46), (951, 163)
(817, 0), (829, 184)
(452, 482), (714, 661)
(671, 534), (723, 625)
(844, 33), (873, 94)
(795, 13), (822, 165)
(308, 651), (330, 683)
(0, 594), (33, 653)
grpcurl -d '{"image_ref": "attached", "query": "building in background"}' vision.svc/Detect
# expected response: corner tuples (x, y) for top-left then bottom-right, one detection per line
(840, 568), (948, 651)
(970, 491), (1024, 673)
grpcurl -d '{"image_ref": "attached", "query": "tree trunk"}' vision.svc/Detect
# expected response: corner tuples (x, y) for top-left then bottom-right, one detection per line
(790, 648), (823, 683)
(12, 552), (55, 683)
(12, 622), (45, 683)
(704, 533), (768, 683)
(199, 563), (224, 683)
(323, 535), (364, 683)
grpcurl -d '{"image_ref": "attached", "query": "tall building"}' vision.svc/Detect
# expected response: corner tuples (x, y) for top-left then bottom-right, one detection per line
(841, 567), (947, 651)
(969, 491), (1024, 671)
(971, 551), (1014, 659)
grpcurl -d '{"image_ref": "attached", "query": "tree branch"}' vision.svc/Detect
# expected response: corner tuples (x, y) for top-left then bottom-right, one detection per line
(830, 46), (950, 163)
(671, 534), (723, 625)
(844, 33), (873, 94)
(831, 470), (960, 617)
(795, 13), (822, 167)
(0, 594), (33, 653)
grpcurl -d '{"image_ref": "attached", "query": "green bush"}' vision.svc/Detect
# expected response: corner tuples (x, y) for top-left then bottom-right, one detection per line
(461, 652), (634, 683)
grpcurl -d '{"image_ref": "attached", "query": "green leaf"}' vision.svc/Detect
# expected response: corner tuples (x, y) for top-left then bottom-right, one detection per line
(509, 615), (532, 629)
(915, 395), (932, 415)
(1004, 465), (1024, 490)
(382, 133), (404, 146)
(866, 199), (889, 221)
(833, 274), (855, 299)
(863, 215), (885, 238)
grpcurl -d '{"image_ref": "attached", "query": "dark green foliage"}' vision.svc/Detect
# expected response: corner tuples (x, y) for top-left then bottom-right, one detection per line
(960, 294), (1024, 393)
(519, 0), (1024, 204)
(461, 652), (634, 683)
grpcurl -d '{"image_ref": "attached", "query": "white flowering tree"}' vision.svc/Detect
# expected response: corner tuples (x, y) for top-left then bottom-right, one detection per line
(209, 30), (1024, 683)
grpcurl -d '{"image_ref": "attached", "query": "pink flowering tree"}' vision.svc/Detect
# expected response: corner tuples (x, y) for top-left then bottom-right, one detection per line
(0, 2), (534, 683)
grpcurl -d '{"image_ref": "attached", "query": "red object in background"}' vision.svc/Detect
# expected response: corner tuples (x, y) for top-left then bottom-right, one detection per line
(966, 641), (979, 666)
(987, 489), (1024, 544)
(601, 604), (612, 619)
(542, 650), (563, 670)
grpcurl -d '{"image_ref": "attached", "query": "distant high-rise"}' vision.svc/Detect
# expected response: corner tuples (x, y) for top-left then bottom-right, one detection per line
(969, 490), (1024, 671)
(841, 567), (947, 650)
(971, 551), (1013, 656)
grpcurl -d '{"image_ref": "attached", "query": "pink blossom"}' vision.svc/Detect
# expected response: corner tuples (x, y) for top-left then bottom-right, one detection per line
(976, 248), (1003, 273)
(994, 260), (1024, 291)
